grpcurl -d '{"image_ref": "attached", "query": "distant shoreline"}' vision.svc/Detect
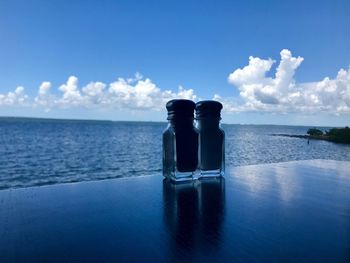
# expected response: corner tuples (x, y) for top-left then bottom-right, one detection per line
(0, 116), (341, 128)
(272, 129), (350, 144)
(0, 116), (166, 125)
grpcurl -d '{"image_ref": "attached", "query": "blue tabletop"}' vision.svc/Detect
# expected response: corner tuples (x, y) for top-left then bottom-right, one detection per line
(1, 160), (350, 262)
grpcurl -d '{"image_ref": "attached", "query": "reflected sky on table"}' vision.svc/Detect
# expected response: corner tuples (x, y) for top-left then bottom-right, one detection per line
(0, 160), (349, 262)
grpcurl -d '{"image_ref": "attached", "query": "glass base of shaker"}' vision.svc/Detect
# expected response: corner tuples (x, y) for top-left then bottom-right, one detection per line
(167, 170), (198, 182)
(199, 168), (224, 178)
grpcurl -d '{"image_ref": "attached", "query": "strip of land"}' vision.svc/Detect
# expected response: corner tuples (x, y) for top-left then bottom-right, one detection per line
(272, 127), (350, 144)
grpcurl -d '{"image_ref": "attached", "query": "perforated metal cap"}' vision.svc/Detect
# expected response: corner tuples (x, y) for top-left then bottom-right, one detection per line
(166, 99), (196, 120)
(195, 100), (223, 119)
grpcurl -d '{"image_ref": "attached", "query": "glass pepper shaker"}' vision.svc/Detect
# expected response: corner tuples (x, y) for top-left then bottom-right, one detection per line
(163, 99), (199, 181)
(195, 100), (225, 178)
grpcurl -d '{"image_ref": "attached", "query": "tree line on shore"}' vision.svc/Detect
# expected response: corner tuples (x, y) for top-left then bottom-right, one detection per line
(307, 127), (350, 144)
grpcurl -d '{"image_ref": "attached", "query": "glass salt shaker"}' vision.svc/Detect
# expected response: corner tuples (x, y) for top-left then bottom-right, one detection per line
(163, 99), (199, 181)
(195, 100), (225, 178)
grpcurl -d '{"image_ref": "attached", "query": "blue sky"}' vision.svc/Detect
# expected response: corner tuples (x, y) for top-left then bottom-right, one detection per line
(0, 0), (349, 126)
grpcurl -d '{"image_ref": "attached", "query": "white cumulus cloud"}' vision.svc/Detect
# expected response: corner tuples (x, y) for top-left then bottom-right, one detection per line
(107, 77), (196, 110)
(2, 55), (349, 118)
(227, 49), (350, 114)
(0, 86), (28, 106)
(58, 76), (84, 107)
(34, 82), (53, 109)
(1, 73), (197, 111)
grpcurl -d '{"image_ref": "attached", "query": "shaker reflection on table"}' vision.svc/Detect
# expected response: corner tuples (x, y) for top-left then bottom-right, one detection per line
(162, 178), (225, 260)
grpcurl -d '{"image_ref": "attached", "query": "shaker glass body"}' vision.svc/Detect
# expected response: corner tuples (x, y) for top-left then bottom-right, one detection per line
(196, 118), (225, 177)
(163, 120), (199, 181)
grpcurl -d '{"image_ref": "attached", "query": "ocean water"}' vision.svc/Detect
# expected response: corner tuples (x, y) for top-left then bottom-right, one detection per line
(0, 118), (349, 189)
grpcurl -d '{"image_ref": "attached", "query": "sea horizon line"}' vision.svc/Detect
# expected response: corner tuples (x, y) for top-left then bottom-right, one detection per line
(0, 115), (341, 128)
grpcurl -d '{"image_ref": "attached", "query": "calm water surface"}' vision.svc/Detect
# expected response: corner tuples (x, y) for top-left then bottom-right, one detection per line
(0, 118), (349, 189)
